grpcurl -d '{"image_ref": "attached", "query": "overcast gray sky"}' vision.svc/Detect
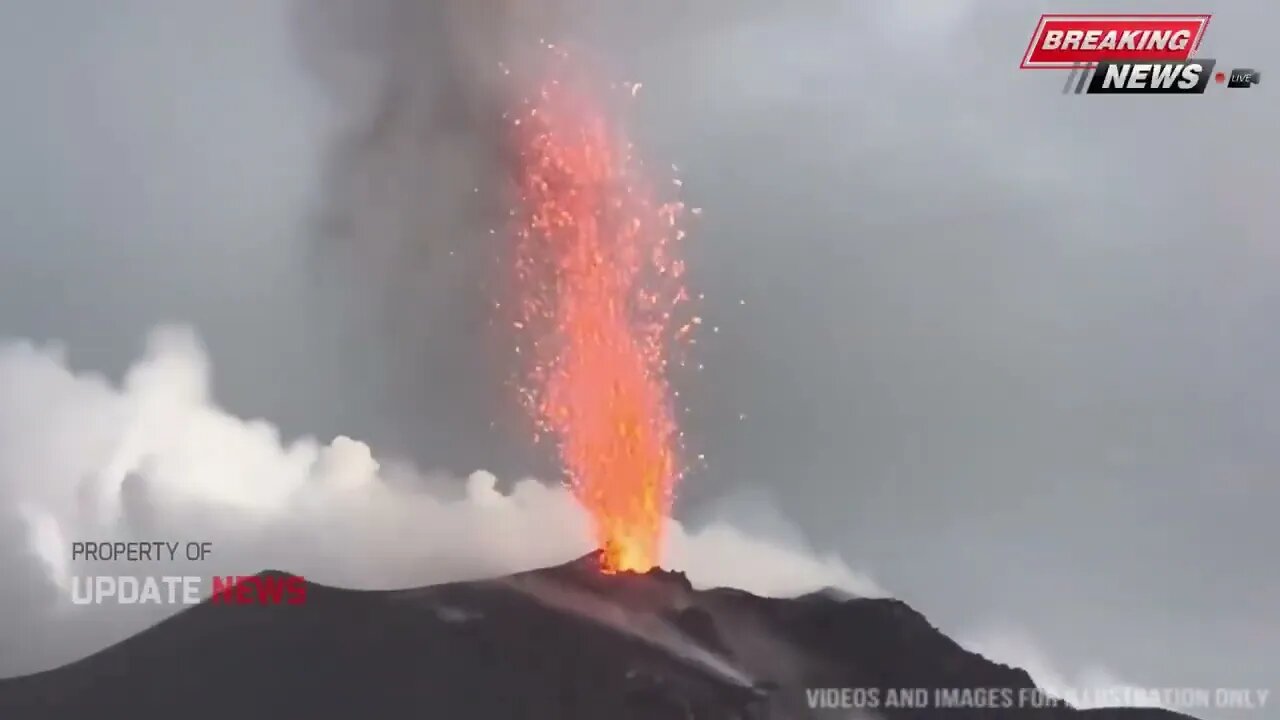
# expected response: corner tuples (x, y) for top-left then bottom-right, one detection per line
(0, 0), (1276, 714)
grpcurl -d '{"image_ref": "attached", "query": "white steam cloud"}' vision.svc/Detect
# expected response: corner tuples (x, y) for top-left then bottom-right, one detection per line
(0, 325), (882, 676)
(960, 626), (1166, 710)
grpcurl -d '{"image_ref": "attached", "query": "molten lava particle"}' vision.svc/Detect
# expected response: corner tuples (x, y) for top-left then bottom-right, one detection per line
(509, 56), (692, 574)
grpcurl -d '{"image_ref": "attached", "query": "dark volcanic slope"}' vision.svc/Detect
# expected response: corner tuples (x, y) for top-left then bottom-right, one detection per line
(0, 554), (1199, 720)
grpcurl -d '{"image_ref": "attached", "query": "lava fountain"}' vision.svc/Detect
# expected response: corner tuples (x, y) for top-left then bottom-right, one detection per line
(508, 50), (695, 573)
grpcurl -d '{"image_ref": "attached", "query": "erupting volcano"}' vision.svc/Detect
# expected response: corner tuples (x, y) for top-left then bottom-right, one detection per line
(509, 49), (694, 574)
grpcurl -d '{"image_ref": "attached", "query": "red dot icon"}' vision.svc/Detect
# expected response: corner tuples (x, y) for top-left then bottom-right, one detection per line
(1215, 71), (1227, 84)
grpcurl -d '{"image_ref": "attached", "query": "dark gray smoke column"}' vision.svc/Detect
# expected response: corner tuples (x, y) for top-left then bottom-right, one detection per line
(292, 0), (567, 477)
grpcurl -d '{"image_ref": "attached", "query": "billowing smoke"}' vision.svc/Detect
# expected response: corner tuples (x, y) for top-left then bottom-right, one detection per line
(0, 327), (882, 676)
(295, 0), (541, 270)
(289, 0), (571, 476)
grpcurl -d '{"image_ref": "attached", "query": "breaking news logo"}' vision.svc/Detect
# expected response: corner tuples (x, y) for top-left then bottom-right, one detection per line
(1019, 13), (1259, 95)
(1021, 14), (1211, 69)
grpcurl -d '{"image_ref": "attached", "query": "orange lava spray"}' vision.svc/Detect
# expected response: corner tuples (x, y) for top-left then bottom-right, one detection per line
(508, 50), (693, 573)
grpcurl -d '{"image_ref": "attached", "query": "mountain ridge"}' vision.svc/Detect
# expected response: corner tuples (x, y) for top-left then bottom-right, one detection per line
(0, 553), (1202, 719)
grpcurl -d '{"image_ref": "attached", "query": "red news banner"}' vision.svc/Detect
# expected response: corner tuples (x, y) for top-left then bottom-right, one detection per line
(1021, 14), (1211, 68)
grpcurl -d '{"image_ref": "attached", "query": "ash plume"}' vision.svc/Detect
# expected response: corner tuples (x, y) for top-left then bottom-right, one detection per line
(293, 1), (556, 327)
(295, 0), (553, 258)
(288, 0), (579, 476)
